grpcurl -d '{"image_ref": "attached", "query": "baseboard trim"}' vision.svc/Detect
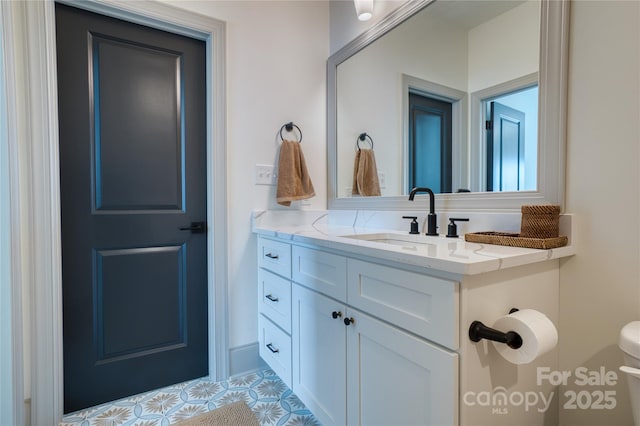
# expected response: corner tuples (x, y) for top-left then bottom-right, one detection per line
(229, 342), (267, 378)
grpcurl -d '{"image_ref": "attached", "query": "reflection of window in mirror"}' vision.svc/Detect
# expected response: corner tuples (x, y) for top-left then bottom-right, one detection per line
(482, 84), (538, 192)
(407, 92), (452, 194)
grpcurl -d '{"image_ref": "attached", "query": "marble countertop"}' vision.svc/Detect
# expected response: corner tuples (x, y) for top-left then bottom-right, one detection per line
(252, 210), (576, 276)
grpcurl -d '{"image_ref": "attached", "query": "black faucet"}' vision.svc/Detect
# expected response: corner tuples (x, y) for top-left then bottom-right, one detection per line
(408, 187), (438, 236)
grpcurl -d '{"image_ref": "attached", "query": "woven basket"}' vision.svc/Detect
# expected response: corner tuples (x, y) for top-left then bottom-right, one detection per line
(520, 205), (561, 238)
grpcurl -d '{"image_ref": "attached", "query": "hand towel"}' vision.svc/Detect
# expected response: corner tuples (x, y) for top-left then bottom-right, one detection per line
(277, 139), (316, 206)
(352, 148), (381, 196)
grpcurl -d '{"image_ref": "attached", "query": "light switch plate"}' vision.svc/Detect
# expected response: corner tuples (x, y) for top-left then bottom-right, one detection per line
(255, 164), (277, 185)
(378, 171), (386, 189)
(254, 164), (277, 185)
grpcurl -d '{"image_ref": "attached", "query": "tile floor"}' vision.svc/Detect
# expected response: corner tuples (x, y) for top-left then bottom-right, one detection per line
(60, 369), (320, 426)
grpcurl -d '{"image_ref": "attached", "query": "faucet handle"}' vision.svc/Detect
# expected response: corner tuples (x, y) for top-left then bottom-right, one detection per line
(402, 216), (419, 234)
(446, 218), (469, 238)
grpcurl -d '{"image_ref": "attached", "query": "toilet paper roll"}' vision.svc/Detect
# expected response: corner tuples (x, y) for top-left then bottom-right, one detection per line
(492, 309), (558, 365)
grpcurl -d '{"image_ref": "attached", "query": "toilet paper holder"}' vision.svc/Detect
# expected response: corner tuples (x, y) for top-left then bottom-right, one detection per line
(469, 308), (523, 349)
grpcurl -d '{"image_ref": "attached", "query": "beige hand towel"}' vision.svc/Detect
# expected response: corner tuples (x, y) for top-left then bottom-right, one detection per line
(352, 148), (381, 196)
(277, 139), (316, 206)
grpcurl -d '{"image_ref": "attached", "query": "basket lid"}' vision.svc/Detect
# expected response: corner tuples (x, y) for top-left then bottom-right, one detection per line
(521, 204), (561, 214)
(619, 321), (640, 358)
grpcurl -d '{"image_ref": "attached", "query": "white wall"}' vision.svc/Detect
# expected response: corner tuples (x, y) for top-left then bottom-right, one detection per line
(467, 0), (540, 93)
(164, 0), (329, 348)
(560, 1), (640, 425)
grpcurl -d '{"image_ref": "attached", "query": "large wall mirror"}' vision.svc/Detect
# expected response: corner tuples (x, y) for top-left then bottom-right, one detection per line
(328, 0), (569, 211)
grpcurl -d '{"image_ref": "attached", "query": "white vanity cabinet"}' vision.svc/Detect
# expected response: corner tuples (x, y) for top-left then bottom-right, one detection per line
(254, 208), (570, 426)
(258, 236), (459, 426)
(256, 233), (563, 426)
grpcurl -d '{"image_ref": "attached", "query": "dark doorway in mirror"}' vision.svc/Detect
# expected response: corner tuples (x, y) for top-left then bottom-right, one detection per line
(482, 84), (538, 192)
(487, 102), (525, 192)
(408, 92), (452, 193)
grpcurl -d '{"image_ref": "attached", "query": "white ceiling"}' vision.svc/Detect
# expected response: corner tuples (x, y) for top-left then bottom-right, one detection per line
(426, 0), (529, 30)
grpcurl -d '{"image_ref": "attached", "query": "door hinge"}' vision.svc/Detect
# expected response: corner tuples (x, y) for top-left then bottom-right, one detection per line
(485, 120), (492, 130)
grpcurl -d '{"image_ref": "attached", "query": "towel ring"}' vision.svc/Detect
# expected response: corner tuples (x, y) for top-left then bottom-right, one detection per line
(279, 122), (302, 143)
(356, 133), (374, 150)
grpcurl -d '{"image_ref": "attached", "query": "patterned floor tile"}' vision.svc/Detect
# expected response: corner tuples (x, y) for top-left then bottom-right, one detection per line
(60, 369), (320, 426)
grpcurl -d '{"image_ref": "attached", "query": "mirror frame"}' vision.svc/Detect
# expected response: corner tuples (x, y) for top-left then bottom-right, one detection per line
(327, 0), (569, 212)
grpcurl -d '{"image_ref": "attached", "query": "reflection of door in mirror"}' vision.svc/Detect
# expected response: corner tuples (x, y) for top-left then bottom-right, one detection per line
(488, 102), (525, 191)
(408, 93), (452, 193)
(483, 84), (538, 192)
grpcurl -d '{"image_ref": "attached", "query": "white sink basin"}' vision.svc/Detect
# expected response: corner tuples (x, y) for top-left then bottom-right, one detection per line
(340, 232), (438, 247)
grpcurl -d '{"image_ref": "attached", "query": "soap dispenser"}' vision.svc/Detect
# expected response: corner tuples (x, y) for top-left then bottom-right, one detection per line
(402, 216), (420, 234)
(446, 218), (469, 238)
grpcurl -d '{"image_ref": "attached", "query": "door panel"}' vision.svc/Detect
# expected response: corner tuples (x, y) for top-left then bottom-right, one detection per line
(488, 101), (525, 191)
(95, 246), (186, 361)
(91, 34), (185, 211)
(56, 3), (207, 413)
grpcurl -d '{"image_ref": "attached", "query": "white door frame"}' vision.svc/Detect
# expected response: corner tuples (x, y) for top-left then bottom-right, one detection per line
(0, 2), (25, 425)
(7, 1), (228, 423)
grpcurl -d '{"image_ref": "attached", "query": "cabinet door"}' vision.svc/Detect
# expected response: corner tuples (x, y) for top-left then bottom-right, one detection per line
(292, 284), (346, 426)
(346, 309), (459, 426)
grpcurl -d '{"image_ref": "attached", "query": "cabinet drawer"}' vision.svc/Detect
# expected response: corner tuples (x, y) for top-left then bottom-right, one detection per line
(258, 237), (291, 279)
(347, 259), (459, 349)
(292, 245), (347, 302)
(258, 314), (292, 387)
(258, 269), (291, 333)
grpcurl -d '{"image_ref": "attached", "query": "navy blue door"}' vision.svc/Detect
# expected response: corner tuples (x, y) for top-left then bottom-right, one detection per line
(408, 93), (452, 193)
(487, 101), (526, 191)
(56, 4), (208, 413)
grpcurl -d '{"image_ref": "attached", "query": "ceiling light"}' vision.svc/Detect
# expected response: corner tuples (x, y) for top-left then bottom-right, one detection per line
(354, 0), (373, 21)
